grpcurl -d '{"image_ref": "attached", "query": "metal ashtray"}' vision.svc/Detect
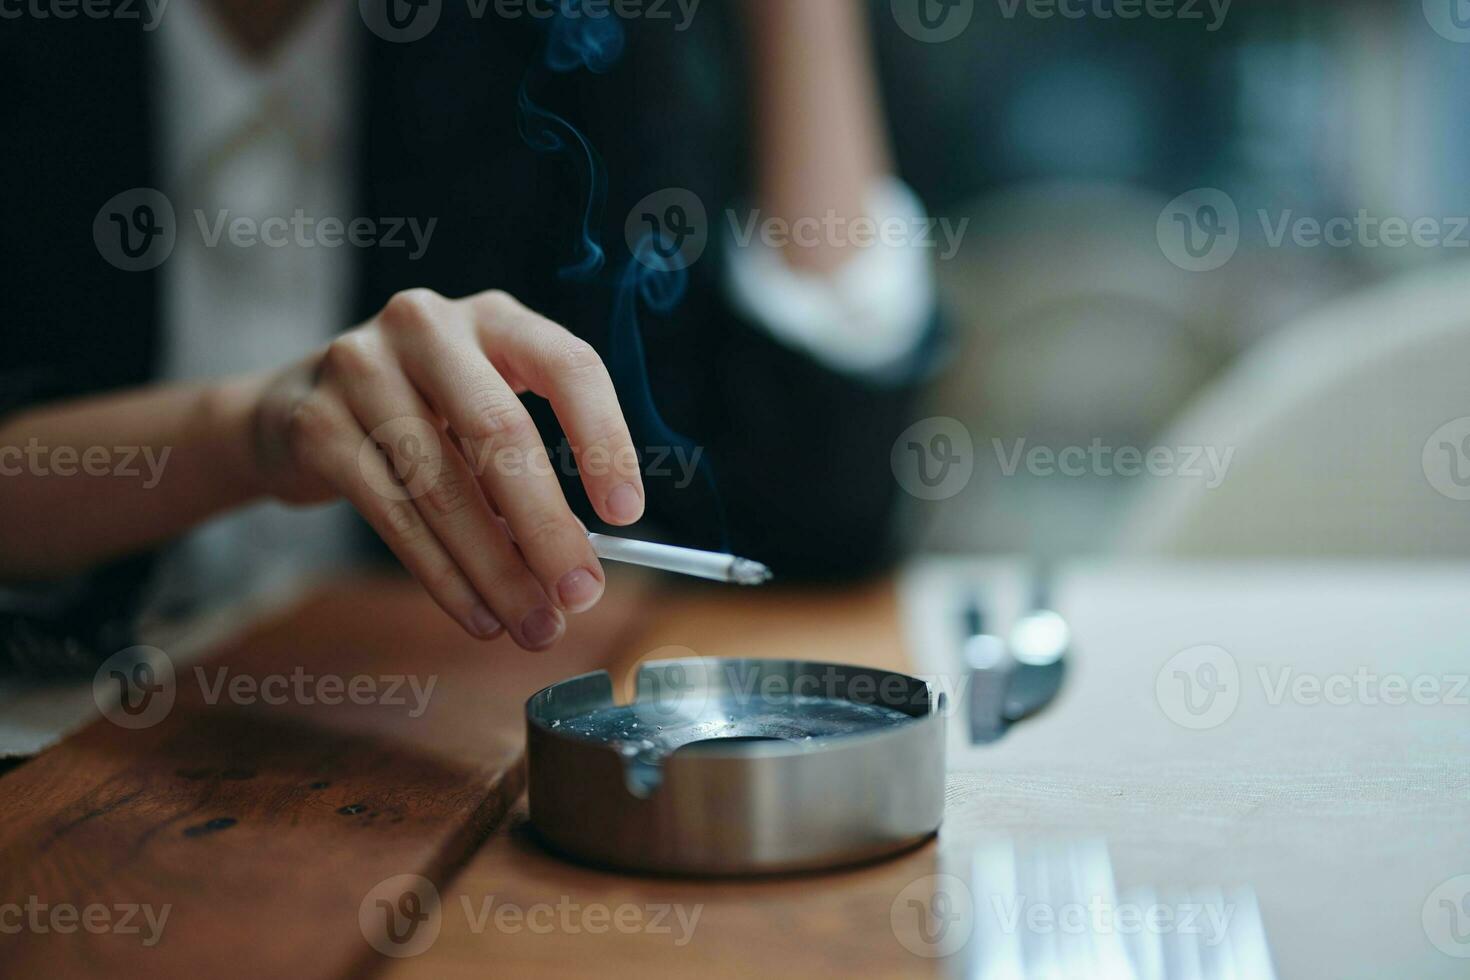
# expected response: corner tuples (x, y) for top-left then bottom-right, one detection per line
(525, 658), (946, 875)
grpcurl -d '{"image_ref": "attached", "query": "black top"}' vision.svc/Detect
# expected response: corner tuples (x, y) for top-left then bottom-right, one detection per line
(0, 5), (939, 674)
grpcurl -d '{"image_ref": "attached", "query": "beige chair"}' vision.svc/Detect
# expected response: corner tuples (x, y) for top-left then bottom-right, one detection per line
(1117, 260), (1470, 558)
(922, 179), (1350, 556)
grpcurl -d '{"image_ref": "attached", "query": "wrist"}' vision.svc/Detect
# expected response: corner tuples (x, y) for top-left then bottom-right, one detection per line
(198, 373), (272, 505)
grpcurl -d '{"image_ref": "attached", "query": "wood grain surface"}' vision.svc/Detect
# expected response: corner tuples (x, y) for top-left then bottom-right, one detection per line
(0, 572), (652, 979)
(0, 574), (941, 979)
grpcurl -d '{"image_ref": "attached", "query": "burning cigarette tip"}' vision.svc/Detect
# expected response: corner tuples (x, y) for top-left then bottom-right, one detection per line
(731, 559), (774, 586)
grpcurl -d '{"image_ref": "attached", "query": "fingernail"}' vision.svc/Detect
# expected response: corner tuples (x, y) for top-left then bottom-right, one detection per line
(521, 607), (564, 649)
(557, 567), (603, 613)
(468, 604), (502, 638)
(606, 482), (643, 524)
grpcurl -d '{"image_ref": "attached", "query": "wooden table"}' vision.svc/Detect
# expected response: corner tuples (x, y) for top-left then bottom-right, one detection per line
(0, 571), (939, 979)
(9, 562), (1467, 978)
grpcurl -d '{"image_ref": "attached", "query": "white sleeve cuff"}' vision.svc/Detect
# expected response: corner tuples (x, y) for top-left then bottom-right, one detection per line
(723, 177), (938, 376)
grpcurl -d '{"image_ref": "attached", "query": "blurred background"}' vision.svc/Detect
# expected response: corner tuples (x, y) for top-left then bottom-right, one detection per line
(871, 0), (1470, 561)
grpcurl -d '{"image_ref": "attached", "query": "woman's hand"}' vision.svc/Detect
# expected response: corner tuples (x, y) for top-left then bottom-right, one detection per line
(247, 288), (645, 651)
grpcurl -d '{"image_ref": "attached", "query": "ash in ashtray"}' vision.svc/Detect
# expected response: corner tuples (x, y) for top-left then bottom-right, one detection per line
(554, 694), (916, 765)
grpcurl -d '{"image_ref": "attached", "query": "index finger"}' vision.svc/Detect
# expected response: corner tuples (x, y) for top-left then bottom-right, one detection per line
(468, 291), (645, 528)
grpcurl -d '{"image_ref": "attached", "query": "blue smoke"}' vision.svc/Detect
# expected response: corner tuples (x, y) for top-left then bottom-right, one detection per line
(609, 238), (728, 543)
(544, 8), (625, 72)
(515, 14), (616, 282)
(517, 3), (726, 546)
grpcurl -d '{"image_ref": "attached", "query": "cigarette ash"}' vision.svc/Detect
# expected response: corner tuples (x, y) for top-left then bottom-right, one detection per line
(731, 558), (773, 586)
(550, 694), (917, 795)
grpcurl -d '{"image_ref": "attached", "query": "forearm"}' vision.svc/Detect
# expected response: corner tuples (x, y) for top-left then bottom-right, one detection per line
(742, 0), (892, 274)
(0, 377), (265, 581)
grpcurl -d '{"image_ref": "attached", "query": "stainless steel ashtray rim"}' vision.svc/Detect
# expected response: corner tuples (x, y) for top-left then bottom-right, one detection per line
(525, 657), (948, 876)
(527, 656), (943, 758)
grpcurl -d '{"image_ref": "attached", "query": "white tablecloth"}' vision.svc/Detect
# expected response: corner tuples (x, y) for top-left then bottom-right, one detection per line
(901, 559), (1470, 980)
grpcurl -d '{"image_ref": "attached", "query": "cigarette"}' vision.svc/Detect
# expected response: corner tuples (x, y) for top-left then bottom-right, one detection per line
(588, 533), (773, 586)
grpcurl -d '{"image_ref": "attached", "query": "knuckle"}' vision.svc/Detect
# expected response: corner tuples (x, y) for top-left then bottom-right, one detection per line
(471, 288), (518, 313)
(548, 336), (604, 378)
(321, 334), (380, 378)
(483, 568), (533, 608)
(517, 509), (574, 552)
(422, 469), (472, 518)
(285, 396), (339, 453)
(381, 288), (445, 333)
(425, 560), (469, 601)
(577, 415), (630, 454)
(468, 393), (539, 445)
(383, 501), (424, 540)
